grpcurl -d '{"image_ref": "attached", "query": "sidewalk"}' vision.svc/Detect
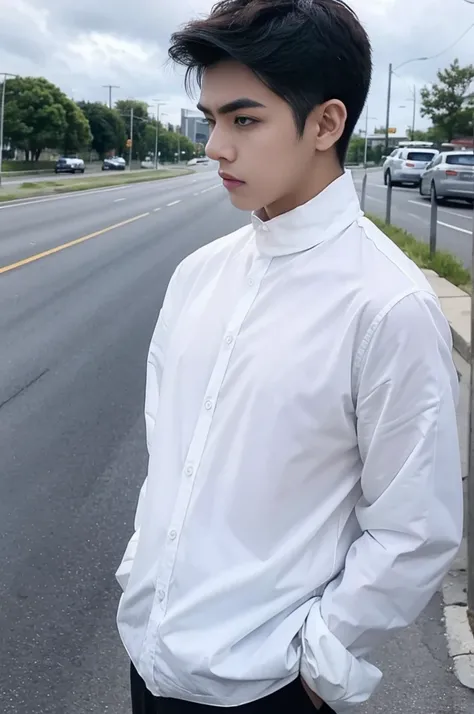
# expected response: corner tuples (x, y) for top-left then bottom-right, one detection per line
(423, 269), (474, 690)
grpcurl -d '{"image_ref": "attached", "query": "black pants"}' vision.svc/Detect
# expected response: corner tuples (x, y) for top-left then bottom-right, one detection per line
(131, 663), (333, 713)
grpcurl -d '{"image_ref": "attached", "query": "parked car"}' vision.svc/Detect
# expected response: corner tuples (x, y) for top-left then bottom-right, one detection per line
(419, 151), (474, 204)
(140, 159), (155, 169)
(383, 147), (439, 187)
(196, 158), (209, 165)
(55, 157), (85, 174)
(102, 157), (127, 171)
(187, 158), (198, 166)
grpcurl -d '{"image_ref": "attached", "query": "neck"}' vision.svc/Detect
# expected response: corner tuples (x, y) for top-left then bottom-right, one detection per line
(263, 157), (343, 221)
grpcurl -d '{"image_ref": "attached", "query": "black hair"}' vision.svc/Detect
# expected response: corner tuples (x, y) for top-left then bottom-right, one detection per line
(168, 0), (372, 166)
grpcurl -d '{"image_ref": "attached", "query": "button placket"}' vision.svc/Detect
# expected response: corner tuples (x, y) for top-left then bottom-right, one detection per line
(145, 255), (273, 652)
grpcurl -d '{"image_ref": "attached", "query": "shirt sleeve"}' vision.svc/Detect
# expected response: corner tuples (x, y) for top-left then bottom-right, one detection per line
(115, 262), (184, 592)
(300, 290), (463, 712)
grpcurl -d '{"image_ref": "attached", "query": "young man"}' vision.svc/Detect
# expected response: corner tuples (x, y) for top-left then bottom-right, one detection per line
(116, 1), (463, 712)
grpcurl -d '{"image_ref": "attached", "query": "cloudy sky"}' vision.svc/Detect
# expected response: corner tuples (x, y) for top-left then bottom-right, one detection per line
(1, 0), (474, 134)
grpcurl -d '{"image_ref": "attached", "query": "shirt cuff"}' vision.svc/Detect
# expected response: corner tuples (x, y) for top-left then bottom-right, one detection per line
(300, 599), (382, 712)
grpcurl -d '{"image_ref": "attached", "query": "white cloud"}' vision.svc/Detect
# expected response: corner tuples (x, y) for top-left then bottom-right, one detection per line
(1, 0), (474, 131)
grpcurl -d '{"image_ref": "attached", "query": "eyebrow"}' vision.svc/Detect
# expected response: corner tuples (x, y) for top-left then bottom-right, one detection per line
(197, 98), (266, 116)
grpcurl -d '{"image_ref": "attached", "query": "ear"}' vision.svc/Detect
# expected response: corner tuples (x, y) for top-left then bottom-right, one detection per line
(307, 100), (347, 153)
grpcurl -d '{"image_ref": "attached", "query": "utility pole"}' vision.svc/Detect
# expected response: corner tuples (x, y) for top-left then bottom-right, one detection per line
(128, 107), (134, 171)
(103, 84), (120, 109)
(0, 72), (17, 189)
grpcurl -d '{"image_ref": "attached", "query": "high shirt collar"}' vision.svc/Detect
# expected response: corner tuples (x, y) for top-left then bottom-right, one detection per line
(250, 171), (362, 258)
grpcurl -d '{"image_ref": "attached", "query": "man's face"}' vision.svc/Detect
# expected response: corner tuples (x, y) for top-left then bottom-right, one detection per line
(198, 61), (319, 215)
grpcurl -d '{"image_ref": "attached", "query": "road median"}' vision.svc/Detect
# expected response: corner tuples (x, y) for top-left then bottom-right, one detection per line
(0, 169), (194, 203)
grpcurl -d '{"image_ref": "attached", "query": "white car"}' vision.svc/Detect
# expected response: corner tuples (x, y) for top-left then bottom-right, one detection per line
(141, 159), (155, 169)
(419, 151), (474, 204)
(102, 157), (127, 171)
(383, 147), (439, 187)
(187, 158), (198, 166)
(55, 157), (85, 174)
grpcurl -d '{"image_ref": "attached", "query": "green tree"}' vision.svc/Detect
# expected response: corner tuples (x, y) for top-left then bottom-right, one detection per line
(1, 76), (92, 160)
(77, 101), (126, 158)
(420, 59), (474, 142)
(3, 76), (69, 160)
(346, 136), (365, 164)
(63, 100), (92, 156)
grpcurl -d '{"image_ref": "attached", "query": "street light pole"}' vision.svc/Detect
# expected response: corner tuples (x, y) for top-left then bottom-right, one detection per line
(0, 72), (17, 189)
(411, 86), (417, 140)
(152, 101), (166, 170)
(385, 57), (429, 154)
(385, 64), (393, 156)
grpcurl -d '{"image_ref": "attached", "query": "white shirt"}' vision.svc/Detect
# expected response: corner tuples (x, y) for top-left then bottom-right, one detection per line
(116, 172), (463, 712)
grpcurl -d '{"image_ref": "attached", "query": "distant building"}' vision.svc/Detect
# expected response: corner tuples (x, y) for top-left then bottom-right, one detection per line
(364, 133), (410, 149)
(181, 109), (210, 145)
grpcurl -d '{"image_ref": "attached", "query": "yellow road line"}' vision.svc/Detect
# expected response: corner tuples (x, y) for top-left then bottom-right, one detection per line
(0, 212), (150, 276)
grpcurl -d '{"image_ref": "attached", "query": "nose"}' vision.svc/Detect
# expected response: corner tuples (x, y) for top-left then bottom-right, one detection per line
(205, 124), (237, 163)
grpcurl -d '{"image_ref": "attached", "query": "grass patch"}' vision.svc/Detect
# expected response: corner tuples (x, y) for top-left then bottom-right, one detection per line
(2, 160), (57, 172)
(0, 169), (194, 203)
(52, 170), (191, 194)
(367, 213), (470, 288)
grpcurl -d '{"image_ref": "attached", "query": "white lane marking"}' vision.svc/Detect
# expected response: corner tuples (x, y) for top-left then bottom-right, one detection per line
(437, 221), (472, 235)
(153, 207), (162, 213)
(408, 199), (473, 220)
(0, 174), (200, 211)
(193, 192), (200, 196)
(114, 198), (126, 203)
(0, 184), (132, 210)
(367, 195), (385, 204)
(407, 212), (424, 221)
(200, 184), (221, 194)
(167, 200), (181, 207)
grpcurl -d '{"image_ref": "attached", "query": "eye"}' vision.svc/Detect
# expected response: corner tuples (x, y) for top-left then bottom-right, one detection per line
(206, 118), (216, 129)
(234, 116), (256, 127)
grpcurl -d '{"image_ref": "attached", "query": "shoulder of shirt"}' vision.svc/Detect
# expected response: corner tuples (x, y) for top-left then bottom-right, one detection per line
(174, 223), (253, 282)
(349, 215), (451, 372)
(355, 214), (437, 300)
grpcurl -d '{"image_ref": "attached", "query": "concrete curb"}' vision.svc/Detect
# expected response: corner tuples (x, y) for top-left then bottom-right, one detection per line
(442, 559), (474, 690)
(421, 270), (474, 689)
(452, 324), (471, 364)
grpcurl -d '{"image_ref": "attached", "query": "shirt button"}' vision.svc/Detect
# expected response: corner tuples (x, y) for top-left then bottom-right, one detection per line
(169, 530), (177, 541)
(158, 589), (165, 601)
(225, 335), (234, 345)
(248, 277), (254, 286)
(185, 464), (194, 477)
(205, 399), (213, 411)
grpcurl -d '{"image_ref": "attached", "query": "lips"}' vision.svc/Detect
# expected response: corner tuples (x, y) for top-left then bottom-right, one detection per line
(219, 171), (245, 190)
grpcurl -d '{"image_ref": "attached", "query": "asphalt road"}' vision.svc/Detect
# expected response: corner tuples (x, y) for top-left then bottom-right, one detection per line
(0, 168), (473, 714)
(352, 169), (474, 269)
(0, 163), (214, 187)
